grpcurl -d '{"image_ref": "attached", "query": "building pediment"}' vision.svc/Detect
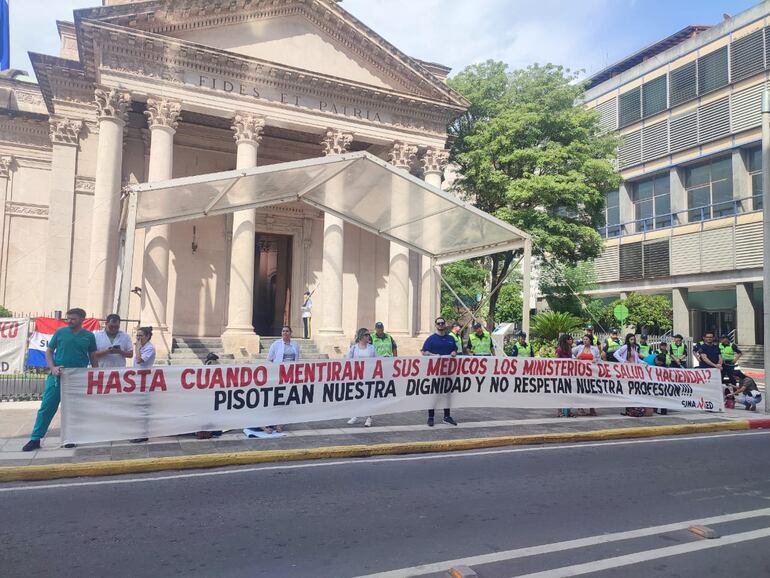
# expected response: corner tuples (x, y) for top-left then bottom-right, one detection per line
(72, 0), (467, 108)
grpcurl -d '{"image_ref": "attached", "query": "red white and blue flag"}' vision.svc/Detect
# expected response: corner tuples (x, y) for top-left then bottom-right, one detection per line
(27, 317), (101, 367)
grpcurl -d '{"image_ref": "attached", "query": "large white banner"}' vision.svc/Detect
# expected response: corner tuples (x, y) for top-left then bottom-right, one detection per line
(0, 318), (29, 374)
(61, 357), (724, 444)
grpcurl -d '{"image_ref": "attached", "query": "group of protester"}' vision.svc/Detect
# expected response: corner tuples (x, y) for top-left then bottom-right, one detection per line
(23, 307), (762, 450)
(23, 308), (155, 452)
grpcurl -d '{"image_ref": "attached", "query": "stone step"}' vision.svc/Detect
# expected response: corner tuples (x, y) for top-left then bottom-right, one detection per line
(173, 338), (224, 348)
(172, 345), (227, 353)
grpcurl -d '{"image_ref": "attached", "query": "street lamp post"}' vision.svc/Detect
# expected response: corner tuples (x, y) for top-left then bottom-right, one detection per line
(761, 90), (770, 413)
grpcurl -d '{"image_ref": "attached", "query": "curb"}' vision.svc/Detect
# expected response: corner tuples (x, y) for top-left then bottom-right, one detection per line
(0, 419), (766, 483)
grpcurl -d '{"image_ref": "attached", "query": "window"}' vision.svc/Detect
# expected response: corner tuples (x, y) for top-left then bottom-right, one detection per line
(619, 87), (641, 128)
(669, 61), (697, 107)
(684, 156), (734, 221)
(632, 174), (671, 230)
(642, 75), (667, 118)
(603, 190), (621, 238)
(697, 47), (729, 95)
(731, 29), (765, 83)
(747, 147), (762, 211)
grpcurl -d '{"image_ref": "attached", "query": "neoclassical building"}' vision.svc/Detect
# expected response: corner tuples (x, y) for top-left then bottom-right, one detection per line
(0, 0), (479, 358)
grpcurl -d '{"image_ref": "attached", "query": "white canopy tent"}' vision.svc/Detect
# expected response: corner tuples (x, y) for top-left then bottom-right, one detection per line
(117, 151), (532, 330)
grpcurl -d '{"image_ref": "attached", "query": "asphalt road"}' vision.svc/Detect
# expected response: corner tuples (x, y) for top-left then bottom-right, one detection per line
(3, 431), (770, 578)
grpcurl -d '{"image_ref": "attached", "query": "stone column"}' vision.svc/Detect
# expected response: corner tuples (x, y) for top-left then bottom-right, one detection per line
(141, 97), (182, 357)
(0, 156), (12, 304)
(87, 89), (131, 318)
(45, 119), (83, 312)
(318, 129), (353, 337)
(388, 141), (418, 335)
(736, 282), (757, 345)
(672, 287), (691, 338)
(222, 113), (265, 356)
(420, 147), (449, 335)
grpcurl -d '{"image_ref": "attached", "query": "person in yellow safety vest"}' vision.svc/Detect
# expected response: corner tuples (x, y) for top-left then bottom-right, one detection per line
(603, 329), (621, 362)
(371, 321), (397, 357)
(450, 321), (464, 354)
(585, 324), (600, 347)
(512, 331), (534, 357)
(467, 321), (494, 356)
(637, 335), (652, 358)
(670, 334), (688, 368)
(655, 342), (672, 367)
(719, 335), (742, 384)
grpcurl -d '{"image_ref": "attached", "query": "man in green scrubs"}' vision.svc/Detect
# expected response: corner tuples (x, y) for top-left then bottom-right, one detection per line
(23, 308), (98, 451)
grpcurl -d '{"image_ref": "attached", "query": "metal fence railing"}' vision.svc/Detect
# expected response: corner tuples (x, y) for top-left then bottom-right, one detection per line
(0, 370), (48, 401)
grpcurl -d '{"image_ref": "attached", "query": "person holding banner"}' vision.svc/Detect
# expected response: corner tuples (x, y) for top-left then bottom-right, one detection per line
(421, 317), (459, 427)
(23, 308), (97, 451)
(347, 327), (377, 427)
(264, 325), (300, 433)
(572, 335), (599, 416)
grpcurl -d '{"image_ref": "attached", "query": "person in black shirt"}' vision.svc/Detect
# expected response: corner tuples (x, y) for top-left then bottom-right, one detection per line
(697, 332), (722, 372)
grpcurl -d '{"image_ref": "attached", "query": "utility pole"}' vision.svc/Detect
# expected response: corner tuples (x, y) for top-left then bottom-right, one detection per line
(761, 90), (770, 412)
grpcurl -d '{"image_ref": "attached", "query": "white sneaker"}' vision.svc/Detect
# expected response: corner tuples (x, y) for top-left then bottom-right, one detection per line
(364, 417), (372, 428)
(347, 417), (359, 425)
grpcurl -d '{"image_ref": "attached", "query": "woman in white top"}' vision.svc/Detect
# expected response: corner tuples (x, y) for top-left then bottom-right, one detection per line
(134, 326), (156, 368)
(347, 328), (376, 427)
(613, 333), (641, 364)
(131, 326), (156, 443)
(264, 325), (299, 433)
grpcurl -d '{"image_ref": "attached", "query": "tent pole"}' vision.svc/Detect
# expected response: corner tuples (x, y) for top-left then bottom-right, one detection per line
(522, 237), (532, 335)
(117, 189), (138, 321)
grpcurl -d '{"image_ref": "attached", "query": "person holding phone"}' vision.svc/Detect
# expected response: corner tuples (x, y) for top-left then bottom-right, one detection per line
(94, 313), (133, 368)
(130, 327), (156, 443)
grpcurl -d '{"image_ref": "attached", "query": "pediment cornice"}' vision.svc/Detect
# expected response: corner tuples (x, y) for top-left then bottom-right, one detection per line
(73, 0), (468, 109)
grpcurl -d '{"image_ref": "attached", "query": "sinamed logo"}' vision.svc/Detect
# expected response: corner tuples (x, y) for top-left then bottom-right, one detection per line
(682, 397), (714, 410)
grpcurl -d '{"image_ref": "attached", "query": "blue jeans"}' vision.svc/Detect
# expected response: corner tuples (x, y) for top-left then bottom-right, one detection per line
(736, 393), (761, 409)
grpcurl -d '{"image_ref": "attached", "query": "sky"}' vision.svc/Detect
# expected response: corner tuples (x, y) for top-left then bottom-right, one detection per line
(6, 0), (764, 80)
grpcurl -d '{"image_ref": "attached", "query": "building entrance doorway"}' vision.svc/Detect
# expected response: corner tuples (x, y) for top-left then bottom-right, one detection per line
(697, 310), (736, 339)
(252, 234), (293, 336)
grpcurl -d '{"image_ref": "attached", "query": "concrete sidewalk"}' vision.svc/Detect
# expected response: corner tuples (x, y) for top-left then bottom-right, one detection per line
(0, 401), (760, 468)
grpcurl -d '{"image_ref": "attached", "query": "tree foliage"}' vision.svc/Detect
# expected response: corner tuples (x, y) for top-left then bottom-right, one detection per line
(447, 61), (621, 326)
(439, 260), (486, 322)
(538, 261), (597, 318)
(494, 283), (523, 324)
(597, 294), (673, 334)
(0, 305), (11, 317)
(530, 310), (583, 342)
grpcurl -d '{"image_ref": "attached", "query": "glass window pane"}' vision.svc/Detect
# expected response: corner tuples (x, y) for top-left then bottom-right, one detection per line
(712, 179), (734, 217)
(653, 174), (670, 196)
(710, 157), (732, 182)
(607, 206), (620, 226)
(606, 190), (619, 208)
(688, 186), (710, 221)
(636, 199), (653, 220)
(634, 180), (653, 201)
(748, 148), (762, 173)
(686, 164), (709, 187)
(752, 173), (762, 195)
(754, 195), (763, 211)
(655, 214), (673, 229)
(655, 193), (670, 216)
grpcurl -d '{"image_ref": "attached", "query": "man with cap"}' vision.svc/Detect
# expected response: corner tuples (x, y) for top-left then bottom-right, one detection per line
(449, 321), (464, 354)
(511, 331), (534, 357)
(421, 317), (459, 427)
(603, 329), (621, 362)
(670, 334), (688, 368)
(585, 324), (599, 347)
(467, 321), (494, 356)
(371, 322), (397, 357)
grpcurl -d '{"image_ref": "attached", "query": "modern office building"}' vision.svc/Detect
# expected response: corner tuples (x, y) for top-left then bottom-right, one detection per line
(583, 2), (770, 353)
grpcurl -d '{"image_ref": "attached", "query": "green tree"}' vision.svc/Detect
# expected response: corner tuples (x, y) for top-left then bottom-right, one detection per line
(448, 61), (620, 326)
(494, 283), (523, 324)
(538, 261), (597, 318)
(439, 260), (486, 322)
(0, 305), (11, 317)
(603, 294), (673, 334)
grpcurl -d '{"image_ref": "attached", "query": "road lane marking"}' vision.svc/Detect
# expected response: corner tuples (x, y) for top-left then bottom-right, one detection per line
(507, 526), (770, 578)
(354, 507), (770, 578)
(1, 430), (768, 493)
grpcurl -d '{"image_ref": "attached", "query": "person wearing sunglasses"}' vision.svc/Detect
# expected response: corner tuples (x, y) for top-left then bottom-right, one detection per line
(346, 328), (377, 427)
(420, 317), (459, 427)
